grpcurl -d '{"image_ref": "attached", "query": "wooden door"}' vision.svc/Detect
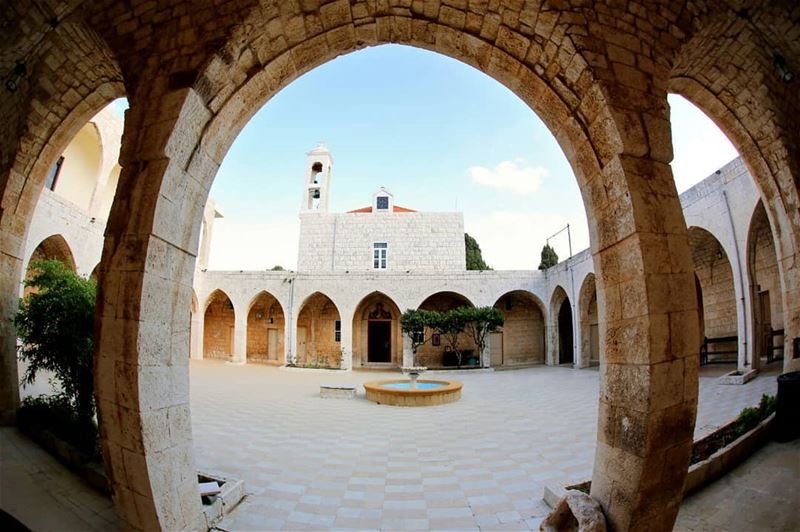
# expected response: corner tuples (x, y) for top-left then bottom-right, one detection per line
(368, 321), (392, 363)
(590, 324), (600, 363)
(296, 326), (307, 363)
(490, 332), (503, 367)
(759, 291), (771, 359)
(267, 329), (278, 360)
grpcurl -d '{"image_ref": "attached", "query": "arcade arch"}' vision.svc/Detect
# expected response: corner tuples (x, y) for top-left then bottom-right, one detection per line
(203, 290), (235, 360)
(491, 290), (546, 367)
(295, 292), (342, 369)
(578, 275), (599, 367)
(352, 292), (402, 367)
(246, 291), (286, 364)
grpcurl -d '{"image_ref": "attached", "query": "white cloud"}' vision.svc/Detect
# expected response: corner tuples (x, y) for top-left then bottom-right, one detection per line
(467, 160), (548, 195)
(465, 210), (590, 270)
(208, 220), (299, 271)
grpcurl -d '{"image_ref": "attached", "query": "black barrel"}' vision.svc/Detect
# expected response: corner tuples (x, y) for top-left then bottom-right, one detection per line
(774, 371), (800, 442)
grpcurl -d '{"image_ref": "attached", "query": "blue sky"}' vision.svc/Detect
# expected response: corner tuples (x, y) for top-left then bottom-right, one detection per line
(119, 44), (737, 270)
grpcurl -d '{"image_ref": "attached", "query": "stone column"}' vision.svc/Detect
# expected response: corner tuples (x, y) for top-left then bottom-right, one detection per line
(190, 310), (203, 360)
(231, 310), (247, 364)
(339, 315), (353, 370)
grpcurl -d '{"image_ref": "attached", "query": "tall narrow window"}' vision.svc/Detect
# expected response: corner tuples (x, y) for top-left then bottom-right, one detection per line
(334, 320), (341, 342)
(45, 156), (64, 191)
(373, 242), (388, 269)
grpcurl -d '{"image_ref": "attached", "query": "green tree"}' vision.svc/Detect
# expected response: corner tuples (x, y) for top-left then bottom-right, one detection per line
(430, 307), (471, 366)
(463, 307), (505, 365)
(400, 308), (438, 364)
(15, 260), (97, 421)
(465, 233), (491, 270)
(538, 243), (559, 270)
(270, 265), (285, 271)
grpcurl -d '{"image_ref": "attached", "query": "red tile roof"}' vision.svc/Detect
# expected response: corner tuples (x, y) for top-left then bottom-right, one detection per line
(347, 205), (416, 213)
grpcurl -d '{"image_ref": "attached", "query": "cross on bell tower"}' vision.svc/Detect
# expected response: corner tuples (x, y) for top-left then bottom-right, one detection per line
(301, 141), (333, 213)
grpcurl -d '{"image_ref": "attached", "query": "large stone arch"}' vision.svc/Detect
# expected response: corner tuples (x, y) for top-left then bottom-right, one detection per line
(26, 234), (78, 274)
(295, 291), (342, 369)
(0, 3), (733, 529)
(670, 4), (800, 374)
(416, 290), (479, 368)
(351, 291), (403, 368)
(491, 290), (546, 367)
(202, 289), (235, 361)
(0, 12), (125, 423)
(548, 285), (575, 366)
(245, 290), (286, 364)
(747, 201), (786, 369)
(687, 227), (739, 366)
(578, 274), (600, 368)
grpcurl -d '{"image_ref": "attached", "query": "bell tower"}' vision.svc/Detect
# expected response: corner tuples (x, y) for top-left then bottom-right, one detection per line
(301, 142), (333, 213)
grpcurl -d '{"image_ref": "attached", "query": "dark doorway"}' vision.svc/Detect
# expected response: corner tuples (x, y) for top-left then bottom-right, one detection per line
(368, 321), (392, 362)
(558, 298), (574, 364)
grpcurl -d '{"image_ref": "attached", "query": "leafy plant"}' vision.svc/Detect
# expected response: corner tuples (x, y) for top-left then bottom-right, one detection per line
(400, 308), (438, 362)
(538, 243), (559, 270)
(465, 233), (491, 270)
(401, 306), (504, 367)
(17, 394), (100, 460)
(15, 260), (97, 421)
(462, 306), (505, 365)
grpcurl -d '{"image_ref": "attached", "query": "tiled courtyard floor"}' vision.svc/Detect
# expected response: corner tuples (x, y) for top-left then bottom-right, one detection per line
(189, 361), (780, 531)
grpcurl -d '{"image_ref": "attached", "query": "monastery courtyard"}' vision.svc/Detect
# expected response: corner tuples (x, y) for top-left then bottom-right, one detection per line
(183, 361), (783, 530)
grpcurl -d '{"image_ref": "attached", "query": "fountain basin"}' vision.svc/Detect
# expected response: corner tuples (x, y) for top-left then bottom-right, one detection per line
(363, 379), (462, 407)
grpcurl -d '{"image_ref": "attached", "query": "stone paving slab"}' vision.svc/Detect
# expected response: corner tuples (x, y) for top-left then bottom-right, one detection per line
(191, 360), (779, 531)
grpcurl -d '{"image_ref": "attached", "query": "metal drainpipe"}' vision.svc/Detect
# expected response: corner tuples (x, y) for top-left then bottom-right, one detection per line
(286, 274), (295, 365)
(722, 190), (748, 366)
(567, 225), (578, 368)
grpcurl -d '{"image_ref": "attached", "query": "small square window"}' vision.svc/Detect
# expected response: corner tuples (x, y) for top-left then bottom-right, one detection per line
(376, 196), (389, 210)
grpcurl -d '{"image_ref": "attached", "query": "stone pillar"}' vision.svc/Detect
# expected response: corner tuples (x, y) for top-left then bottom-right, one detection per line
(339, 314), (352, 370)
(231, 310), (247, 364)
(190, 310), (203, 360)
(402, 333), (414, 368)
(0, 254), (22, 425)
(94, 89), (209, 530)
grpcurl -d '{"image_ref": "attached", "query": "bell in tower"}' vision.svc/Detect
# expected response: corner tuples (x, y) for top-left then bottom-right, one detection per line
(301, 142), (333, 213)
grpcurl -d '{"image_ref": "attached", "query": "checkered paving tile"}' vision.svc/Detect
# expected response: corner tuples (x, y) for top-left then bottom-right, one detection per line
(192, 361), (779, 530)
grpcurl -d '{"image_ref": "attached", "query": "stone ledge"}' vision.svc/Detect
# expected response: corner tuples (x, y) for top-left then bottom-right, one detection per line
(199, 470), (246, 529)
(543, 414), (775, 507)
(320, 384), (357, 399)
(718, 368), (758, 385)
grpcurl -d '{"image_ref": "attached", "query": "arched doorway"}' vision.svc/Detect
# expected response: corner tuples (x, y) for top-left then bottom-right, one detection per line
(558, 298), (574, 365)
(578, 275), (599, 367)
(549, 286), (574, 366)
(688, 227), (738, 365)
(491, 291), (546, 367)
(415, 291), (478, 368)
(747, 202), (785, 368)
(295, 292), (341, 369)
(246, 291), (285, 364)
(352, 292), (402, 367)
(203, 290), (235, 360)
(24, 235), (78, 297)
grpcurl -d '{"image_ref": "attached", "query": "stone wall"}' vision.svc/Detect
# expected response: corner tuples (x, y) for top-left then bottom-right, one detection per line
(298, 211), (466, 272)
(246, 292), (285, 364)
(203, 293), (235, 360)
(493, 291), (546, 366)
(296, 293), (342, 368)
